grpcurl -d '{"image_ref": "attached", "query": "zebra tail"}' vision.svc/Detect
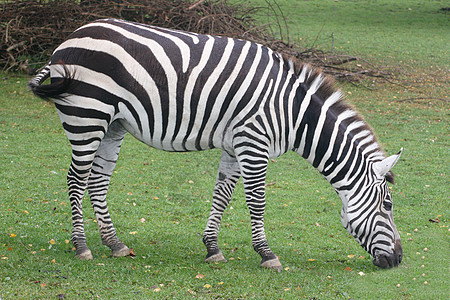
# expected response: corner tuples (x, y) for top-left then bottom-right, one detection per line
(27, 64), (74, 101)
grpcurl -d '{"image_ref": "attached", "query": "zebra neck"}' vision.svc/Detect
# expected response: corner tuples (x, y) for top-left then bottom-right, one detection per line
(290, 82), (384, 190)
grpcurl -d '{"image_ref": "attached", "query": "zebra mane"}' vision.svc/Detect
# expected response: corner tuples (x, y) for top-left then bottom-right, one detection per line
(283, 56), (395, 183)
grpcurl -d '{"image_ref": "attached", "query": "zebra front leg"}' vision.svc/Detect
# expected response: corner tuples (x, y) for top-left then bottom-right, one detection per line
(238, 152), (282, 271)
(203, 151), (241, 263)
(88, 121), (130, 257)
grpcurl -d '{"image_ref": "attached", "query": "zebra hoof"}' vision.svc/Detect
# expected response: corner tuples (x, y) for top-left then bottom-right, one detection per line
(260, 257), (282, 272)
(75, 249), (93, 260)
(111, 244), (131, 257)
(205, 252), (227, 263)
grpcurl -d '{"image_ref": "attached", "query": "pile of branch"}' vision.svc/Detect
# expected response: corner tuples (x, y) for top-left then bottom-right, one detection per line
(1, 0), (393, 83)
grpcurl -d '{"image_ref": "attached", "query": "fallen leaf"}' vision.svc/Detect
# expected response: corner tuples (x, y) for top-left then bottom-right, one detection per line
(9, 233), (16, 238)
(49, 239), (56, 245)
(129, 231), (137, 235)
(358, 272), (365, 276)
(284, 288), (291, 291)
(218, 282), (224, 285)
(195, 274), (205, 279)
(347, 254), (355, 258)
(203, 284), (211, 288)
(140, 218), (146, 223)
(308, 259), (315, 262)
(51, 259), (56, 263)
(153, 288), (161, 292)
(344, 267), (352, 271)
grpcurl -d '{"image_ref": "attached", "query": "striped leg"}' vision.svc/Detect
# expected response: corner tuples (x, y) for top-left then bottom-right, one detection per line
(203, 151), (241, 263)
(87, 121), (130, 257)
(57, 98), (113, 260)
(237, 147), (282, 271)
(66, 132), (105, 260)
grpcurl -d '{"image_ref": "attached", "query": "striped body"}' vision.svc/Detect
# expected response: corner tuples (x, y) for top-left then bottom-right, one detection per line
(29, 19), (403, 269)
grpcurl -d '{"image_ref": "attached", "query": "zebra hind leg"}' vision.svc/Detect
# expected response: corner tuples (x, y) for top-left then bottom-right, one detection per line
(67, 161), (94, 260)
(87, 121), (131, 258)
(203, 151), (241, 263)
(66, 133), (106, 260)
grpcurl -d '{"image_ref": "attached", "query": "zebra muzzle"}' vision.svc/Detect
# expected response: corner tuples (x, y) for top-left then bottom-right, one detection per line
(373, 239), (403, 269)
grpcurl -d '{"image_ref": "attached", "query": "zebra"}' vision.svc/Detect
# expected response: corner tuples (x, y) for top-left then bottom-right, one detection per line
(28, 18), (403, 270)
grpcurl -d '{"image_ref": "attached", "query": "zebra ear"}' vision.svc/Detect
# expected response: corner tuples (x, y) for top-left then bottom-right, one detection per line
(373, 148), (403, 178)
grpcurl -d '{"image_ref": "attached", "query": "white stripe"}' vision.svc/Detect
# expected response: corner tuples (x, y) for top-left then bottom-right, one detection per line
(306, 91), (342, 165)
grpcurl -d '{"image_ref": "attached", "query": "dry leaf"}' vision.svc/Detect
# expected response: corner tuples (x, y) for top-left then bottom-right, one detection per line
(203, 284), (211, 288)
(344, 267), (352, 271)
(196, 274), (205, 279)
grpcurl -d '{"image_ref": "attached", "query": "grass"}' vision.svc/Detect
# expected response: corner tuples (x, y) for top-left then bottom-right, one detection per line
(0, 0), (448, 298)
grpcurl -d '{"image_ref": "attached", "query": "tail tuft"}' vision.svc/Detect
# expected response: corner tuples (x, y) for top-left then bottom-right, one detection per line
(28, 64), (74, 101)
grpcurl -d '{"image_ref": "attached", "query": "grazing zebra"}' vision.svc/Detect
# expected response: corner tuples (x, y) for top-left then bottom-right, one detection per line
(28, 18), (403, 270)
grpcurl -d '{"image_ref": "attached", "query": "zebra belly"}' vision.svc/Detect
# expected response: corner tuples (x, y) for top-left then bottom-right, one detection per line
(116, 110), (221, 153)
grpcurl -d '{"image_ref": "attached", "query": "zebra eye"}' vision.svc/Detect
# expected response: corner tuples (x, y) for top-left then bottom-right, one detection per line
(383, 201), (393, 211)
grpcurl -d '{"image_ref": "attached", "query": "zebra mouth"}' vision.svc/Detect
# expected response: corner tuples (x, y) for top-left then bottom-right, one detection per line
(372, 240), (403, 269)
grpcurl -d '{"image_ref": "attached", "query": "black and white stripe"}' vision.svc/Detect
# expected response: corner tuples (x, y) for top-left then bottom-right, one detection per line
(29, 18), (402, 269)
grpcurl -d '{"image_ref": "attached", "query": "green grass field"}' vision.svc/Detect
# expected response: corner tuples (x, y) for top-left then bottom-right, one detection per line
(1, 0), (448, 298)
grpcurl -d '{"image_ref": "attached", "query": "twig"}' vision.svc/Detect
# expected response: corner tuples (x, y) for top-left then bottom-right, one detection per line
(188, 0), (206, 10)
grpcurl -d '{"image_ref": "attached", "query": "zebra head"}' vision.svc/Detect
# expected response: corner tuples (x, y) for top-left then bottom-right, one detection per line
(338, 149), (403, 268)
